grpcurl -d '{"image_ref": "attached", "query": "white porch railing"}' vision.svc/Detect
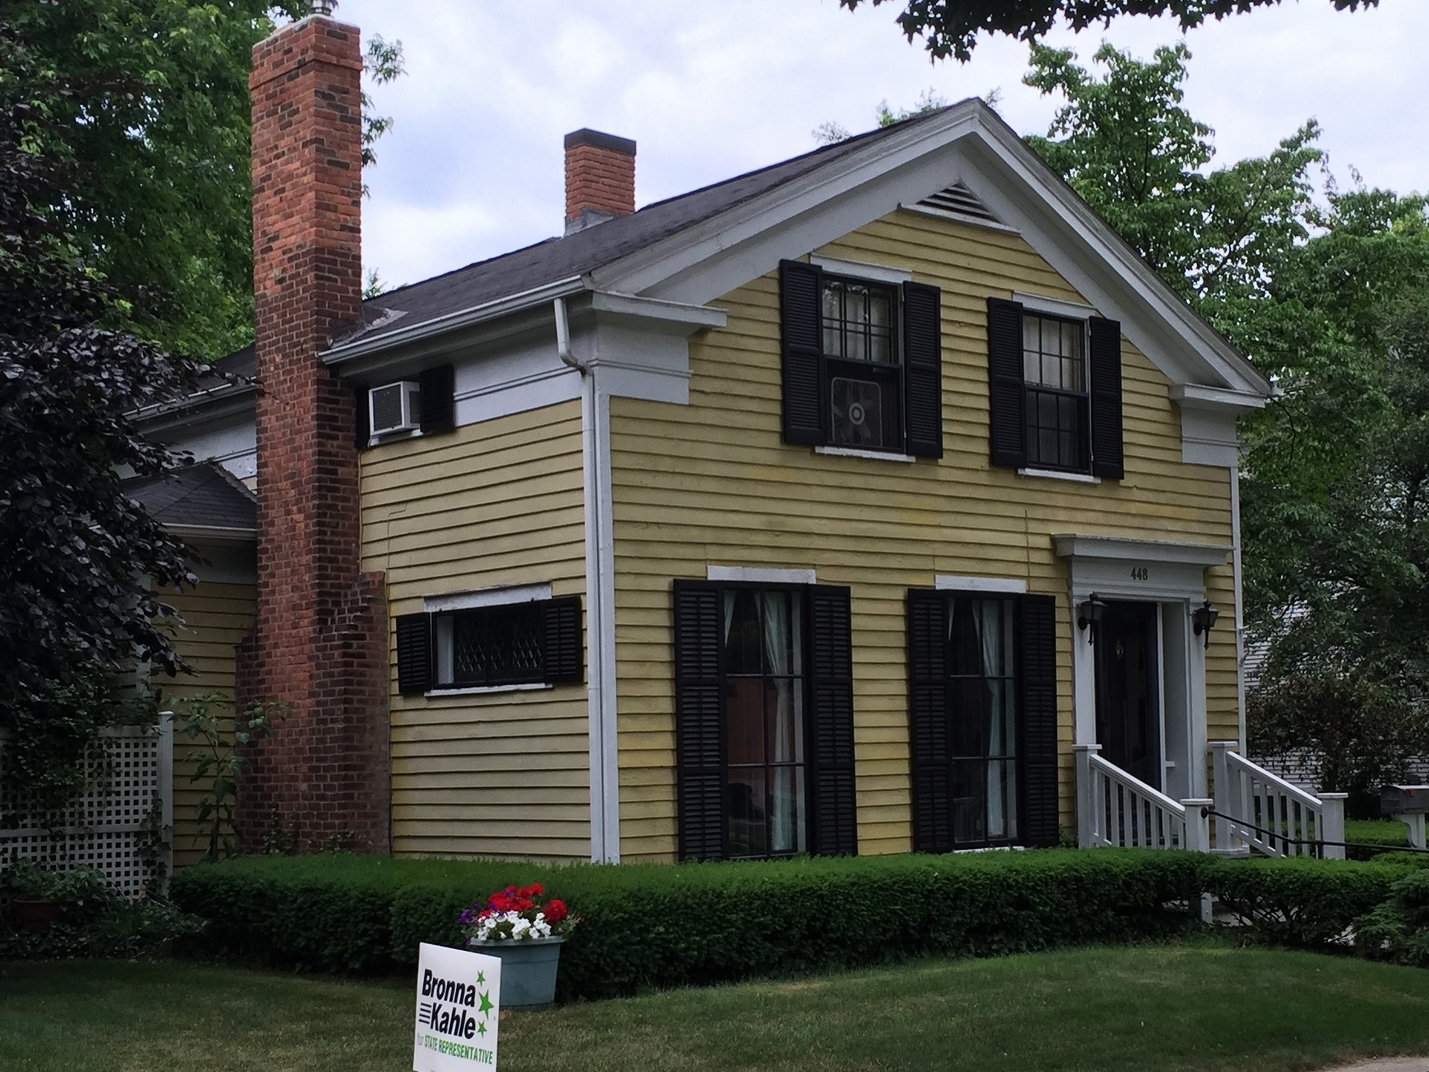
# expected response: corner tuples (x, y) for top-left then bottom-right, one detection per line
(1075, 744), (1211, 852)
(1211, 741), (1347, 859)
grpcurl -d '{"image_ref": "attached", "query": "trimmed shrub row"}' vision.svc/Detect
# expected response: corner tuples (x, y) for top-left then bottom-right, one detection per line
(169, 849), (1412, 1000)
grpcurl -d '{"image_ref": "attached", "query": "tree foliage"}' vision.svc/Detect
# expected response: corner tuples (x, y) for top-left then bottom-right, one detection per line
(839, 0), (1379, 61)
(1022, 41), (1429, 789)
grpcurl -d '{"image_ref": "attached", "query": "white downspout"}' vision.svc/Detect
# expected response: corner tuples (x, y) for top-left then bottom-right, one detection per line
(1231, 465), (1247, 755)
(558, 298), (620, 863)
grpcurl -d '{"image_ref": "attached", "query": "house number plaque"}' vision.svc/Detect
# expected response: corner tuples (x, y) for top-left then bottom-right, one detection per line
(1129, 566), (1150, 582)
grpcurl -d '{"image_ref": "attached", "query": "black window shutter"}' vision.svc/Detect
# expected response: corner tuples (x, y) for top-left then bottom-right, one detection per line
(418, 364), (456, 435)
(1088, 317), (1124, 480)
(809, 585), (857, 856)
(986, 297), (1026, 469)
(543, 596), (583, 684)
(1018, 594), (1060, 847)
(779, 259), (824, 445)
(673, 581), (725, 861)
(906, 589), (951, 853)
(355, 386), (371, 448)
(395, 613), (432, 696)
(902, 281), (944, 459)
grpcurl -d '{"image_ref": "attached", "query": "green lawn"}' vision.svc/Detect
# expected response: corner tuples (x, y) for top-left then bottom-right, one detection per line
(5, 945), (1429, 1071)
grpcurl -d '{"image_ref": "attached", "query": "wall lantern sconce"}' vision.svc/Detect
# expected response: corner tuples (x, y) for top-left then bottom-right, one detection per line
(1192, 600), (1219, 650)
(1077, 593), (1105, 644)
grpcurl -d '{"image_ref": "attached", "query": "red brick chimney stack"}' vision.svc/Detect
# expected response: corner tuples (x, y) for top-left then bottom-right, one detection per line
(564, 128), (637, 234)
(238, 7), (391, 852)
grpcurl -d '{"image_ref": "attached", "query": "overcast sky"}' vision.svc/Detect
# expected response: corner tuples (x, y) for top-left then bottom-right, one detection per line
(329, 0), (1428, 291)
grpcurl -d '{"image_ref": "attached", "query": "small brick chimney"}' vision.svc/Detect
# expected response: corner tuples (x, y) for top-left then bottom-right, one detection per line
(564, 128), (636, 234)
(237, 7), (391, 853)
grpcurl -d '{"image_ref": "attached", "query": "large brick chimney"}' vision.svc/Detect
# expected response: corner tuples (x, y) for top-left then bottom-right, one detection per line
(236, 7), (390, 852)
(564, 128), (636, 234)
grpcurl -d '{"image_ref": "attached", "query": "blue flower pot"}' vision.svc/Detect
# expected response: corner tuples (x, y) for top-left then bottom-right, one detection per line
(469, 936), (564, 1010)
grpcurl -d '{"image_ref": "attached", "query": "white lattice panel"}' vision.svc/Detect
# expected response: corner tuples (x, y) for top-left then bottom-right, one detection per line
(0, 724), (172, 897)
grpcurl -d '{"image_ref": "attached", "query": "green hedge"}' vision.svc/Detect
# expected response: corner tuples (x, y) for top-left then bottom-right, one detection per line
(169, 850), (1418, 1000)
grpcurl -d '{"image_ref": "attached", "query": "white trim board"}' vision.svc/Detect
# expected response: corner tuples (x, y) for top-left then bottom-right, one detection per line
(810, 254), (911, 284)
(935, 575), (1027, 594)
(424, 583), (552, 613)
(707, 566), (818, 586)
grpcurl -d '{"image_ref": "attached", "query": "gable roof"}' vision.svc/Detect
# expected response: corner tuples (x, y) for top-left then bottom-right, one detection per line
(321, 99), (1267, 403)
(122, 462), (257, 537)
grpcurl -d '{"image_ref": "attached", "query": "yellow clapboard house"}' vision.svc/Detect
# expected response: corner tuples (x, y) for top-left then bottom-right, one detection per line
(140, 96), (1273, 867)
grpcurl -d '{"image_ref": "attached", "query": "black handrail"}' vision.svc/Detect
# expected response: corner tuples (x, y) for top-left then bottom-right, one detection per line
(1198, 805), (1429, 856)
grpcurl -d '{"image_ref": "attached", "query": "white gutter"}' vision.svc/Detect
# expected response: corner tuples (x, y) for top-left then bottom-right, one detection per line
(1231, 466), (1247, 754)
(564, 297), (619, 863)
(323, 276), (586, 366)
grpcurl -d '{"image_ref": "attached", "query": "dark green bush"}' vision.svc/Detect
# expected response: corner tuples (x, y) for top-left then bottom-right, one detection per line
(1204, 856), (1405, 947)
(1354, 868), (1429, 966)
(170, 850), (1425, 999)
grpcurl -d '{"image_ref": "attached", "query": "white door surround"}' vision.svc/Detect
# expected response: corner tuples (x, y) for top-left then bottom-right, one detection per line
(1054, 534), (1231, 801)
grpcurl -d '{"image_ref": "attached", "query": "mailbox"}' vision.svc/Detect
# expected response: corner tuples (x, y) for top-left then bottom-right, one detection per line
(1381, 785), (1429, 817)
(1381, 785), (1429, 850)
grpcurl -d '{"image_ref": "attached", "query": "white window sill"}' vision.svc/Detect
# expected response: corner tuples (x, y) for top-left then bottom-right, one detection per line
(425, 683), (553, 697)
(815, 445), (917, 463)
(1018, 467), (1101, 485)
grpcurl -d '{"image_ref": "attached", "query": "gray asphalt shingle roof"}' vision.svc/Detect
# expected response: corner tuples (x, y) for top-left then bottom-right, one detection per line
(122, 462), (257, 534)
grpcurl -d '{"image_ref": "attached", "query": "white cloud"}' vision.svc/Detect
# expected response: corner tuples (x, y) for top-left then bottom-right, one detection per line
(336, 0), (1429, 287)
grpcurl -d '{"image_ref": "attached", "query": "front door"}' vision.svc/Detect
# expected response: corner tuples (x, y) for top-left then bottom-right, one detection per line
(1095, 601), (1162, 790)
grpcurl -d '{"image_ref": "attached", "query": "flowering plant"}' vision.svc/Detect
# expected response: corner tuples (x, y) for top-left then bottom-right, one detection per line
(459, 882), (575, 943)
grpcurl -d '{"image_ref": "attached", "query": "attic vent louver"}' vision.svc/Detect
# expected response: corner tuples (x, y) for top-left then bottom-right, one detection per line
(914, 182), (1004, 227)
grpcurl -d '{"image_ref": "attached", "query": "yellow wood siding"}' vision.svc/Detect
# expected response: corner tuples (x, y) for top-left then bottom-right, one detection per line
(161, 582), (255, 869)
(362, 400), (590, 861)
(610, 211), (1237, 861)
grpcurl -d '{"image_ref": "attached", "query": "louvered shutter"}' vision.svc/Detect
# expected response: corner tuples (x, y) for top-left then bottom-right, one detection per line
(809, 585), (857, 856)
(418, 364), (456, 434)
(986, 297), (1026, 468)
(355, 386), (371, 448)
(1018, 594), (1061, 847)
(906, 589), (951, 853)
(902, 281), (944, 459)
(673, 581), (725, 860)
(543, 596), (583, 684)
(395, 613), (432, 696)
(1088, 317), (1124, 480)
(780, 259), (825, 445)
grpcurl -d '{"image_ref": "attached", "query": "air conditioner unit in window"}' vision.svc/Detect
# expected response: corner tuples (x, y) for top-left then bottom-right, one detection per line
(369, 380), (421, 437)
(830, 376), (884, 448)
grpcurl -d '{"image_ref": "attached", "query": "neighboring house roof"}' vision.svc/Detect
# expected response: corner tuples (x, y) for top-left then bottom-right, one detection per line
(122, 461), (257, 538)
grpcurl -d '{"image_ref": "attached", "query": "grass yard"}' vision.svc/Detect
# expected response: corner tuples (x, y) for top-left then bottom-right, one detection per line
(5, 944), (1429, 1072)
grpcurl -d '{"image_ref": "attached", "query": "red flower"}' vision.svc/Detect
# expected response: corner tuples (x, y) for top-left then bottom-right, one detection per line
(543, 899), (567, 924)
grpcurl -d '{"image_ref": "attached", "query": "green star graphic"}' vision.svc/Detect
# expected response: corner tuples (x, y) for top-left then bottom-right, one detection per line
(478, 990), (494, 1016)
(476, 971), (485, 986)
(477, 1020), (487, 1037)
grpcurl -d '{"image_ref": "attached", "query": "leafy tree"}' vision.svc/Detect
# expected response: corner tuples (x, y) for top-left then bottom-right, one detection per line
(0, 1), (402, 360)
(1021, 40), (1429, 793)
(838, 0), (1379, 61)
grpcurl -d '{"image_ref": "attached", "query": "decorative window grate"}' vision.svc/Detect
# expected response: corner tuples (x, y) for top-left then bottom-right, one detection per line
(0, 723), (172, 897)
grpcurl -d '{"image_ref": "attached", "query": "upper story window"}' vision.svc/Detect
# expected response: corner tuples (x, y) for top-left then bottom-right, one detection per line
(986, 297), (1124, 479)
(779, 260), (944, 459)
(1023, 314), (1088, 472)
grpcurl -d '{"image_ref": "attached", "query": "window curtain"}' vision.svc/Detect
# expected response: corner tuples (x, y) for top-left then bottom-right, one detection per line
(761, 591), (797, 854)
(973, 601), (1006, 838)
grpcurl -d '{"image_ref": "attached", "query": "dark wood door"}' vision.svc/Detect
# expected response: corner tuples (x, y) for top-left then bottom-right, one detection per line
(1095, 601), (1161, 789)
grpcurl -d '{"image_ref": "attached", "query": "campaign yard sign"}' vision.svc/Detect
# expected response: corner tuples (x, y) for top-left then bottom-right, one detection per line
(414, 942), (502, 1072)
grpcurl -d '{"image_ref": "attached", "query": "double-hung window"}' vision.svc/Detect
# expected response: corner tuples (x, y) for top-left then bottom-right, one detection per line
(906, 589), (1060, 851)
(779, 260), (944, 458)
(673, 579), (856, 861)
(986, 297), (1124, 479)
(393, 593), (582, 694)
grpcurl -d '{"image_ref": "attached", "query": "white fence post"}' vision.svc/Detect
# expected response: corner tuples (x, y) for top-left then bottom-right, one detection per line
(1074, 744), (1100, 848)
(1211, 741), (1237, 851)
(1319, 792), (1348, 860)
(1181, 799), (1213, 854)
